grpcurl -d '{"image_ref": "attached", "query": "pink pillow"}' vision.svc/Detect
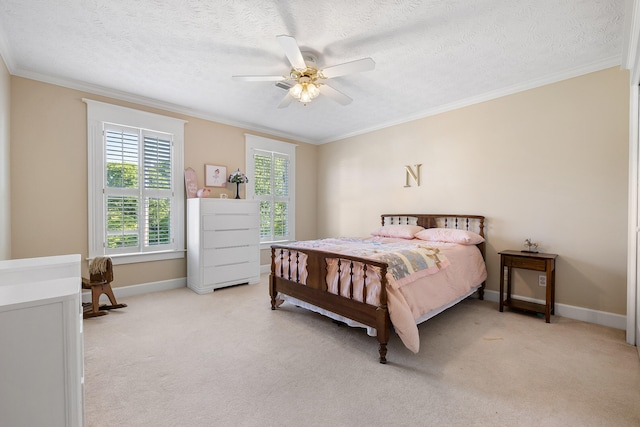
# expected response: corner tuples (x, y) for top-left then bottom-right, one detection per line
(371, 225), (424, 239)
(415, 228), (484, 245)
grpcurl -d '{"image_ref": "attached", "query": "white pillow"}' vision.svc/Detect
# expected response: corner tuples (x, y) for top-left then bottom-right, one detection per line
(415, 228), (484, 245)
(371, 225), (424, 239)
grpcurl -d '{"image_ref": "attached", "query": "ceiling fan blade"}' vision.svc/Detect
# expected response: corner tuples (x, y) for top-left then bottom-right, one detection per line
(275, 80), (293, 90)
(232, 75), (286, 82)
(319, 84), (352, 106)
(321, 57), (375, 79)
(276, 35), (307, 70)
(277, 93), (295, 109)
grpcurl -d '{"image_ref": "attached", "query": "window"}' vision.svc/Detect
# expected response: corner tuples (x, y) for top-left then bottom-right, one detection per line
(85, 99), (186, 264)
(245, 134), (296, 244)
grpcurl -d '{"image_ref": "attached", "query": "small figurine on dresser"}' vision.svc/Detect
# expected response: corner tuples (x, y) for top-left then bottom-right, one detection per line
(196, 188), (210, 198)
(523, 238), (539, 253)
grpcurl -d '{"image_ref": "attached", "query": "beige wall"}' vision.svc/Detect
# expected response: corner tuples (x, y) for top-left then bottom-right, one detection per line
(0, 57), (9, 260)
(10, 77), (317, 286)
(8, 67), (630, 315)
(318, 67), (630, 315)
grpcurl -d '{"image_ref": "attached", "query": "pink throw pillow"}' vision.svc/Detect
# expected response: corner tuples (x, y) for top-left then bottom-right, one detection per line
(415, 228), (484, 245)
(371, 225), (424, 239)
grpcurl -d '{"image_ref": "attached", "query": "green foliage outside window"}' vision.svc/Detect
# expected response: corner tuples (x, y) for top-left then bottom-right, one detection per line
(254, 152), (289, 240)
(274, 201), (288, 238)
(274, 157), (288, 197)
(254, 155), (271, 196)
(258, 200), (287, 238)
(106, 160), (172, 248)
(147, 198), (171, 245)
(107, 195), (139, 248)
(107, 162), (138, 188)
(259, 201), (271, 238)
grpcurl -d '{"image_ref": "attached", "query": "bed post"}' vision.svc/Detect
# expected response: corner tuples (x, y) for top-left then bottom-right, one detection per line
(377, 266), (391, 364)
(270, 247), (277, 310)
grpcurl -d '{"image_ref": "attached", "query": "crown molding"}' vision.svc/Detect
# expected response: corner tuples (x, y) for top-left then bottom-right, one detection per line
(11, 68), (315, 145)
(321, 56), (622, 144)
(7, 55), (623, 147)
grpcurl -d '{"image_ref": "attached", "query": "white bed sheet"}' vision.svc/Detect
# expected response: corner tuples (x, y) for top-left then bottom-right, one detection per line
(279, 283), (481, 337)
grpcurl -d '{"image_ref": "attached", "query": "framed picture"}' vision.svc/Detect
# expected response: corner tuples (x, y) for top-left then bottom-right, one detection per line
(205, 164), (227, 187)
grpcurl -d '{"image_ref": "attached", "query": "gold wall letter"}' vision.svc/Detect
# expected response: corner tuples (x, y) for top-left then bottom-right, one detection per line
(404, 164), (421, 187)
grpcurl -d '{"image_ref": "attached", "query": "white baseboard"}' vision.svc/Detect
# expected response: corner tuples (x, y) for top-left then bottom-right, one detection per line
(81, 275), (626, 332)
(483, 290), (626, 330)
(260, 264), (270, 274)
(82, 277), (186, 304)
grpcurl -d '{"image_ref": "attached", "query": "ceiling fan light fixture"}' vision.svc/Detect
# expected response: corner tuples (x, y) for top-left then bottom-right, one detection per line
(299, 89), (312, 103)
(289, 80), (320, 104)
(307, 82), (320, 98)
(290, 83), (303, 98)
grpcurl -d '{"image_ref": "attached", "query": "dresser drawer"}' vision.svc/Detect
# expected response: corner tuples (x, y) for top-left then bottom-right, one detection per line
(203, 214), (259, 231)
(204, 263), (258, 285)
(203, 229), (258, 248)
(203, 246), (258, 267)
(505, 256), (546, 271)
(200, 200), (257, 215)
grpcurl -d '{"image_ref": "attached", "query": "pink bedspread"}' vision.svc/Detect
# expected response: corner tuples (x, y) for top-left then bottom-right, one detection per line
(385, 240), (487, 352)
(274, 237), (487, 353)
(288, 237), (450, 288)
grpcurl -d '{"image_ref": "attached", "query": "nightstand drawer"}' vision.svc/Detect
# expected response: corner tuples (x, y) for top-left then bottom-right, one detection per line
(506, 256), (546, 271)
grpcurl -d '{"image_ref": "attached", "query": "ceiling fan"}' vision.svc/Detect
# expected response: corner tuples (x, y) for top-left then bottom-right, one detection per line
(232, 35), (375, 108)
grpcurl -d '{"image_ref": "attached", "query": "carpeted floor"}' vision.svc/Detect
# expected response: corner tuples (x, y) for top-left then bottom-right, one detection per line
(83, 274), (640, 426)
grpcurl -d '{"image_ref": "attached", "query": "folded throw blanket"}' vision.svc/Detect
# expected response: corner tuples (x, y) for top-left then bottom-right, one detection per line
(89, 257), (111, 275)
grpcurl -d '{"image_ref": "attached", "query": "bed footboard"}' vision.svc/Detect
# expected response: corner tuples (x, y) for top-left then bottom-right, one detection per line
(270, 245), (391, 363)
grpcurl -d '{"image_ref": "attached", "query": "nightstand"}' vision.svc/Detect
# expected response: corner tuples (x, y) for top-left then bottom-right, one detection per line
(499, 250), (557, 323)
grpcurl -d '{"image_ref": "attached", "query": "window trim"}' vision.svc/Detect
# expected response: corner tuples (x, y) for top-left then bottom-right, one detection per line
(85, 99), (186, 265)
(245, 134), (296, 247)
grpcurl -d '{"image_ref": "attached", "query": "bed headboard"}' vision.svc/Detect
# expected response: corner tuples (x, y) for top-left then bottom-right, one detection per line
(381, 214), (485, 238)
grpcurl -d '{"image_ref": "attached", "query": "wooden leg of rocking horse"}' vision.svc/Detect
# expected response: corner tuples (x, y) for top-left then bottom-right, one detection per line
(98, 284), (127, 311)
(92, 287), (103, 314)
(83, 287), (108, 318)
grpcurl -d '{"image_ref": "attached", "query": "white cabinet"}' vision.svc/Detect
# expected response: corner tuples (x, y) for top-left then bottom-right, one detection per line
(187, 198), (260, 293)
(0, 254), (84, 427)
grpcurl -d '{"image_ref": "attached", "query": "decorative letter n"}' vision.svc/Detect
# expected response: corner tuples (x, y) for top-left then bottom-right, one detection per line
(404, 164), (421, 187)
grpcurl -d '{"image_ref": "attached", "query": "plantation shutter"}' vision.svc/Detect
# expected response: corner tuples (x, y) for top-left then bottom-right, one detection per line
(254, 151), (272, 239)
(103, 124), (174, 254)
(253, 149), (291, 242)
(273, 153), (289, 240)
(105, 125), (140, 252)
(143, 132), (173, 247)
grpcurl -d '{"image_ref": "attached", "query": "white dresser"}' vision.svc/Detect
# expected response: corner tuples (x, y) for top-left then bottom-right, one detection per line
(187, 198), (260, 293)
(0, 254), (84, 427)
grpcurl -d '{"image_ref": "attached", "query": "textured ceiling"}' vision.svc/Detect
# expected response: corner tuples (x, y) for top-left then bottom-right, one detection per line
(0, 0), (627, 144)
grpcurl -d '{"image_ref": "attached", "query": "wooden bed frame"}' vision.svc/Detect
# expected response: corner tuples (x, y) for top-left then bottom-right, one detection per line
(269, 214), (486, 364)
